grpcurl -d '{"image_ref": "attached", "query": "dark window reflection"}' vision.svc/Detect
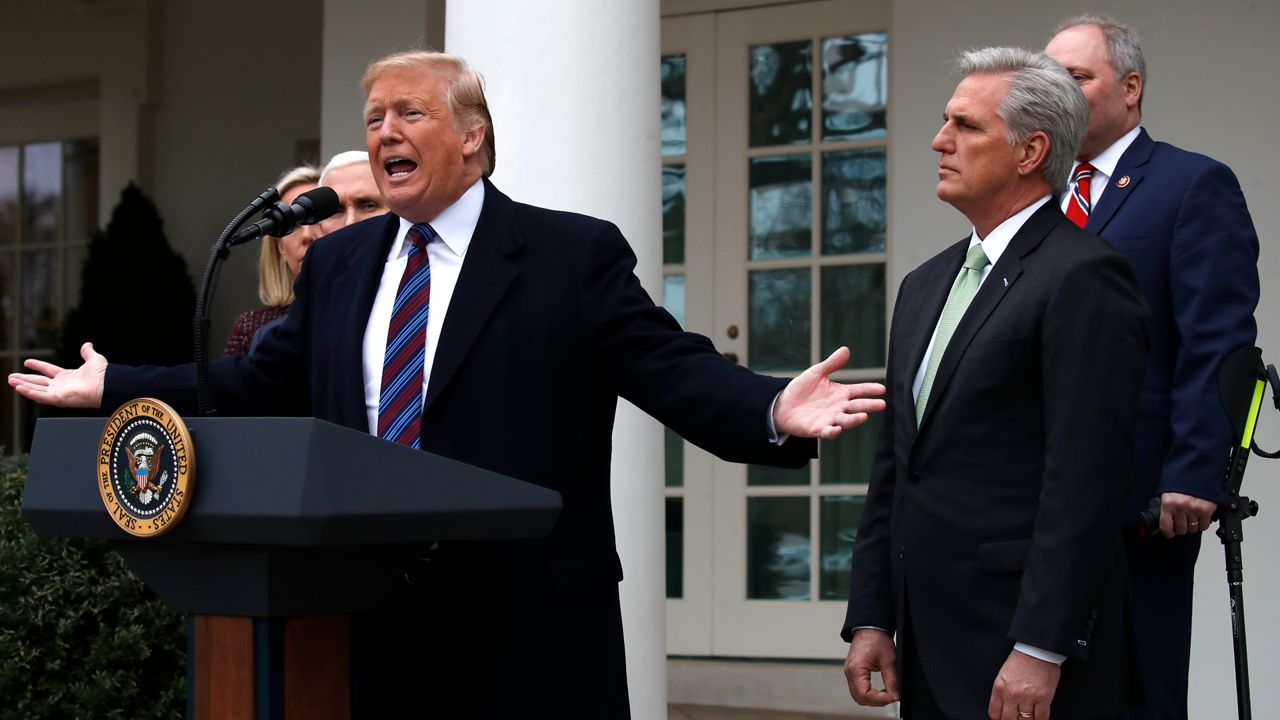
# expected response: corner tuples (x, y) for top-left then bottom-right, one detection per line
(663, 274), (685, 329)
(822, 33), (888, 141)
(750, 40), (813, 147)
(820, 264), (885, 369)
(0, 146), (18, 248)
(747, 496), (810, 600)
(820, 405), (884, 485)
(0, 253), (12, 350)
(749, 155), (811, 260)
(663, 164), (686, 265)
(0, 358), (14, 455)
(21, 250), (56, 350)
(0, 139), (95, 455)
(665, 426), (683, 488)
(822, 147), (887, 255)
(667, 497), (683, 598)
(819, 495), (866, 599)
(748, 268), (810, 372)
(662, 55), (687, 157)
(748, 462), (809, 487)
(22, 143), (61, 246)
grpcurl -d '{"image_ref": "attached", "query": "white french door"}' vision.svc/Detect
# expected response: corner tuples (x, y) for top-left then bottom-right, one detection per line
(662, 0), (891, 659)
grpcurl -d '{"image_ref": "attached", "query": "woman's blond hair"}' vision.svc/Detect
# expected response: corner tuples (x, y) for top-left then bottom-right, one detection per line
(257, 165), (320, 307)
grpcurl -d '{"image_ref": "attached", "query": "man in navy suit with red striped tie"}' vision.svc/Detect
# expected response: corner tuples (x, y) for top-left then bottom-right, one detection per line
(1047, 16), (1261, 720)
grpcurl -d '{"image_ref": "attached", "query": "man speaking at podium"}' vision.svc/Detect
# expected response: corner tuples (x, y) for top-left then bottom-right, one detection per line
(10, 51), (885, 718)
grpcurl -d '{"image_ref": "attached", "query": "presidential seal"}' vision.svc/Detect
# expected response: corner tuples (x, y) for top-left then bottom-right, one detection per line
(97, 398), (195, 537)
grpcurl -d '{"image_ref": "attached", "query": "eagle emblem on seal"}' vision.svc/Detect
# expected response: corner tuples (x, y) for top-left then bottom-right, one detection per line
(125, 432), (169, 505)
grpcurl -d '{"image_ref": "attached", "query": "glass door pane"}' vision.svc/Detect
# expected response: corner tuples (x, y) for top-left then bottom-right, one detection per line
(662, 12), (718, 657)
(710, 0), (889, 660)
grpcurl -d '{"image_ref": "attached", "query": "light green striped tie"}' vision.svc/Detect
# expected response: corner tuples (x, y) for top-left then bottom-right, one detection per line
(915, 243), (990, 426)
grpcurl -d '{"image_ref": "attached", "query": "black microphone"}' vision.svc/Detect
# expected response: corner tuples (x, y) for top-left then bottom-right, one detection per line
(227, 186), (340, 246)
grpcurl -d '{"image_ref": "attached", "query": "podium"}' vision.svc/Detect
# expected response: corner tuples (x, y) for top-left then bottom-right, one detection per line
(21, 417), (561, 719)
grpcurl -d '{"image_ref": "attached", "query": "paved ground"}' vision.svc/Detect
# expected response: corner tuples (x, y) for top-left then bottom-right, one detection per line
(669, 705), (860, 719)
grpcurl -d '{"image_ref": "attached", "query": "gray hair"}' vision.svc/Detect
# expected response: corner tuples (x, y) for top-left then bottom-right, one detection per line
(319, 151), (369, 185)
(1055, 14), (1146, 110)
(957, 47), (1088, 194)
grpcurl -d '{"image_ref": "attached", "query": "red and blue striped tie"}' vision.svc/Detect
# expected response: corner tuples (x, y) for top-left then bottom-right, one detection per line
(1065, 162), (1094, 228)
(377, 223), (434, 448)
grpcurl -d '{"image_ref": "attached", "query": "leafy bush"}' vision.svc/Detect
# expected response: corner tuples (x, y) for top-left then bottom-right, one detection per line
(0, 456), (185, 719)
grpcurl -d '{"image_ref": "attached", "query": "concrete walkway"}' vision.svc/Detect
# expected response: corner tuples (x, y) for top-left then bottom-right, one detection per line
(669, 705), (860, 719)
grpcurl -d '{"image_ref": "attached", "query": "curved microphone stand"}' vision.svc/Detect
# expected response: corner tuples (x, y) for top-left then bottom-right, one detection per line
(194, 187), (279, 417)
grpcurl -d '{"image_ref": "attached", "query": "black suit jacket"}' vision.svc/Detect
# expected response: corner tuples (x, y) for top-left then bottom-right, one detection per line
(842, 202), (1150, 718)
(105, 180), (816, 716)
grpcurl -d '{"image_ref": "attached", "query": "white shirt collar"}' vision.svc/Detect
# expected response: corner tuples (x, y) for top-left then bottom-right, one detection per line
(967, 194), (1052, 264)
(1078, 125), (1142, 180)
(389, 178), (486, 261)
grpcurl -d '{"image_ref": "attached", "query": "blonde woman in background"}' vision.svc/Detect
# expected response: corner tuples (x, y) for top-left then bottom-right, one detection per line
(224, 165), (320, 355)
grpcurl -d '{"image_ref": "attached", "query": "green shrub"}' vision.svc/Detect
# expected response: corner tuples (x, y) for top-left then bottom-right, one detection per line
(0, 456), (185, 719)
(57, 183), (197, 370)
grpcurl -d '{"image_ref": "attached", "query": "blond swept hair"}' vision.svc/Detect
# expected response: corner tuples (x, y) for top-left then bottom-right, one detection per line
(258, 165), (320, 307)
(362, 50), (496, 176)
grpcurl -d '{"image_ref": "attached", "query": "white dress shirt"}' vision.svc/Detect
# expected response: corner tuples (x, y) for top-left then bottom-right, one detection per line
(1059, 125), (1142, 216)
(362, 178), (485, 434)
(910, 195), (1049, 403)
(899, 194), (1067, 666)
(359, 178), (788, 444)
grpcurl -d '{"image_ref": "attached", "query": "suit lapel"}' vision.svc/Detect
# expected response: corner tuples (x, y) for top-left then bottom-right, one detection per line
(898, 240), (966, 445)
(916, 202), (1059, 432)
(903, 241), (967, 382)
(423, 179), (522, 413)
(1085, 128), (1152, 235)
(333, 214), (399, 433)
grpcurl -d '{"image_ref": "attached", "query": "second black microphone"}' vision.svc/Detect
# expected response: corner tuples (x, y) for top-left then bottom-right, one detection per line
(228, 186), (340, 246)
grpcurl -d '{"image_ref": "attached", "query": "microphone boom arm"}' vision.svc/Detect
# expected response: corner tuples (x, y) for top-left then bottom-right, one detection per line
(194, 187), (279, 417)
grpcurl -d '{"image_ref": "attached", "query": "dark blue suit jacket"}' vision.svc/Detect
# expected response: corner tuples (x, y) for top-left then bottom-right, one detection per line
(104, 179), (815, 715)
(1084, 129), (1259, 518)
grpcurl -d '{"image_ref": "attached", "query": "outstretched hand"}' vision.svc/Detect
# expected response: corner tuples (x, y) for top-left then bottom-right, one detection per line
(8, 342), (107, 409)
(774, 346), (886, 440)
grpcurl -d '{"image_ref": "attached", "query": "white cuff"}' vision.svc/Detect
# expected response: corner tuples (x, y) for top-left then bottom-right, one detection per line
(1014, 642), (1066, 665)
(767, 392), (790, 445)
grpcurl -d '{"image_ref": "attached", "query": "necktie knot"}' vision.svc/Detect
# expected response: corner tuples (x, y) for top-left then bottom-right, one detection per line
(408, 222), (437, 250)
(963, 243), (990, 272)
(1066, 162), (1095, 228)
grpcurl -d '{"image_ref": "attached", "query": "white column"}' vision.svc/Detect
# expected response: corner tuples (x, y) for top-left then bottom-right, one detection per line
(448, 3), (665, 718)
(94, 1), (158, 226)
(320, 0), (445, 162)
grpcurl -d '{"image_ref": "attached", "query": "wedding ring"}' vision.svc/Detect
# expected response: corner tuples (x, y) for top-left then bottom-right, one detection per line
(1018, 712), (1033, 719)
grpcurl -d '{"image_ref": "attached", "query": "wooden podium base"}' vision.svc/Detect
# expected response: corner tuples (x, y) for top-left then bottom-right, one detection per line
(192, 615), (349, 720)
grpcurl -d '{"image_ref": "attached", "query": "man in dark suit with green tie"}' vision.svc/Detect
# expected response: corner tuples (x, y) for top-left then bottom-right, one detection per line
(842, 47), (1149, 720)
